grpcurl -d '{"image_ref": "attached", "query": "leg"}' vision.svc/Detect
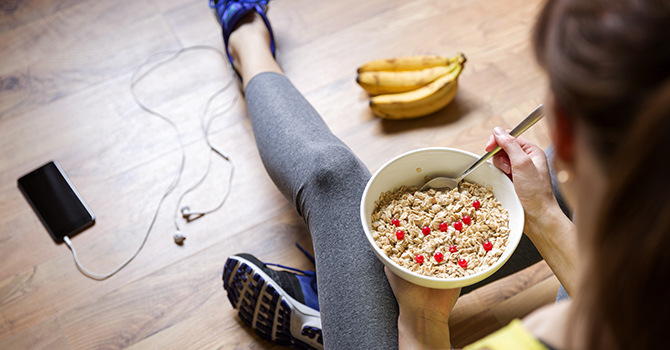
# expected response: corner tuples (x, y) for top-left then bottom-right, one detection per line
(230, 14), (399, 349)
(227, 13), (282, 90)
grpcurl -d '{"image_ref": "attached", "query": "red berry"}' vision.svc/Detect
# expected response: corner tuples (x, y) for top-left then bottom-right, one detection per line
(454, 221), (463, 231)
(439, 222), (449, 232)
(459, 259), (468, 268)
(434, 252), (444, 262)
(473, 200), (481, 210)
(462, 215), (471, 225)
(422, 226), (431, 236)
(392, 218), (400, 227)
(483, 241), (493, 251)
(416, 255), (425, 264)
(396, 230), (405, 240)
(449, 245), (458, 253)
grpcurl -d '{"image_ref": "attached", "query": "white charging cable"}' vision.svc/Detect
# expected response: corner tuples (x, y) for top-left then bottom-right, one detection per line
(64, 46), (237, 280)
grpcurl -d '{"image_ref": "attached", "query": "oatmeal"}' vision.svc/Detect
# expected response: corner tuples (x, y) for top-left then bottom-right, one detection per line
(371, 181), (510, 278)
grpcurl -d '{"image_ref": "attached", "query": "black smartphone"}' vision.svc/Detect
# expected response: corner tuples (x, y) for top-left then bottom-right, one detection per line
(18, 161), (95, 243)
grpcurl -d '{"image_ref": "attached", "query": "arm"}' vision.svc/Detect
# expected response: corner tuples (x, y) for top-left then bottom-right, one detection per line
(522, 201), (578, 294)
(385, 267), (459, 350)
(486, 127), (578, 294)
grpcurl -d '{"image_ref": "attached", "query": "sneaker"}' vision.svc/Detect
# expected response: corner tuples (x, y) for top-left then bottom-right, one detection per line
(209, 0), (276, 70)
(223, 253), (323, 349)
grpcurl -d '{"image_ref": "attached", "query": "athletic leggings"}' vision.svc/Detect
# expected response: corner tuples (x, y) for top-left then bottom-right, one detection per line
(245, 72), (550, 349)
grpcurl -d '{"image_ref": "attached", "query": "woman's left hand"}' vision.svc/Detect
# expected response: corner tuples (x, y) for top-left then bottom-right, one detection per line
(385, 267), (460, 349)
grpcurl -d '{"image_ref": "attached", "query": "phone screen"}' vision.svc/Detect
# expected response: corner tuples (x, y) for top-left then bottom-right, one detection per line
(18, 161), (95, 243)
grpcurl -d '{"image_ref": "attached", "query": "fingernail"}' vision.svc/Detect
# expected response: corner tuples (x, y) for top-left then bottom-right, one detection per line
(494, 127), (505, 135)
(501, 162), (511, 174)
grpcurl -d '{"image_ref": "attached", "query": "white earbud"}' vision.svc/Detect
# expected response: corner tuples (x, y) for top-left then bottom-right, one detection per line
(181, 206), (191, 217)
(180, 205), (205, 222)
(174, 231), (186, 245)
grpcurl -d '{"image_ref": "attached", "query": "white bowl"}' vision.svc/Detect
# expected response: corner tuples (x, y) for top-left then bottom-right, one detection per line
(360, 147), (524, 289)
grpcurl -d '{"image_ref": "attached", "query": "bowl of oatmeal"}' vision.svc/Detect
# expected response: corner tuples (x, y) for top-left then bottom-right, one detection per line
(360, 147), (524, 289)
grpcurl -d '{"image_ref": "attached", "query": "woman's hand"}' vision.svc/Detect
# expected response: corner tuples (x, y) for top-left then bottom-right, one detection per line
(385, 267), (460, 349)
(485, 127), (558, 222)
(486, 127), (578, 294)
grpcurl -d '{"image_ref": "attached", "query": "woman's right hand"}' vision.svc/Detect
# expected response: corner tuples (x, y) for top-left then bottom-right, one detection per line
(485, 127), (559, 223)
(486, 127), (578, 293)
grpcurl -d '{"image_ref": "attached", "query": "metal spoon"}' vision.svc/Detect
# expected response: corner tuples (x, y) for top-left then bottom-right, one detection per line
(419, 104), (545, 191)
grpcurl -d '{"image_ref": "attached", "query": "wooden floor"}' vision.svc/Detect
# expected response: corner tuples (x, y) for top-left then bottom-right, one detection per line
(0, 0), (559, 348)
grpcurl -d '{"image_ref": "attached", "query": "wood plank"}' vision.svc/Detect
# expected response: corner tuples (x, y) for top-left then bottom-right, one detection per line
(0, 0), (86, 33)
(0, 51), (245, 282)
(0, 0), (180, 120)
(0, 317), (70, 350)
(450, 289), (492, 327)
(281, 0), (544, 97)
(0, 47), (242, 180)
(0, 127), (293, 339)
(450, 308), (503, 349)
(474, 261), (555, 308)
(58, 208), (312, 349)
(490, 275), (560, 326)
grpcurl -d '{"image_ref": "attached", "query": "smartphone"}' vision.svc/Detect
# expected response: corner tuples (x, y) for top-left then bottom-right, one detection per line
(18, 161), (95, 243)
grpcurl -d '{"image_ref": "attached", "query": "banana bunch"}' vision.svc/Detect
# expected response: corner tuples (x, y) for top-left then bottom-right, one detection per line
(356, 53), (466, 120)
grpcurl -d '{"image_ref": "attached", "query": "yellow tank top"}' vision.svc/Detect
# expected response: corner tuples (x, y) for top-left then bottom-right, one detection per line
(463, 319), (552, 350)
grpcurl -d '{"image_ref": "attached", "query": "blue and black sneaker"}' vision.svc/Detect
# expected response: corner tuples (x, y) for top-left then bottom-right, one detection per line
(209, 0), (276, 75)
(223, 252), (322, 349)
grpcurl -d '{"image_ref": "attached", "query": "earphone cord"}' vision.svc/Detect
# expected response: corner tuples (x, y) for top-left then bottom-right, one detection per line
(174, 79), (238, 232)
(64, 45), (236, 280)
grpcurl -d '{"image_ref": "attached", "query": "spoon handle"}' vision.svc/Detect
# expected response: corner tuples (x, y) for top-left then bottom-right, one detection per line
(455, 104), (545, 182)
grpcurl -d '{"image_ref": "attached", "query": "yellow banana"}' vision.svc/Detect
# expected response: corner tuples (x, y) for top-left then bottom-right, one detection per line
(369, 62), (464, 120)
(357, 54), (461, 73)
(356, 64), (458, 95)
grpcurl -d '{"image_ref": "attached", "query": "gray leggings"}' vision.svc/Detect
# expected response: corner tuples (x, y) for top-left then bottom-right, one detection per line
(245, 72), (548, 349)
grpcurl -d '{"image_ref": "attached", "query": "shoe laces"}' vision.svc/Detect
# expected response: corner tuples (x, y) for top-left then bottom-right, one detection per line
(264, 243), (318, 294)
(263, 243), (316, 277)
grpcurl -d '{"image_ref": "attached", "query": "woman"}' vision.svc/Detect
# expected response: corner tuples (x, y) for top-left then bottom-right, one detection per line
(390, 0), (670, 348)
(214, 0), (670, 348)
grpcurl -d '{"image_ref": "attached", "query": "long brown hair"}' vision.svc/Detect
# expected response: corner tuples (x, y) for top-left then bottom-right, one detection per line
(533, 0), (670, 349)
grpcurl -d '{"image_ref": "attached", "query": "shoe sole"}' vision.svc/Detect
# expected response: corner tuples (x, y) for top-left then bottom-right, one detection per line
(223, 255), (323, 349)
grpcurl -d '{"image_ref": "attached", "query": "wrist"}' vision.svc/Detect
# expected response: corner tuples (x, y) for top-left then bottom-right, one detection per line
(398, 310), (451, 350)
(522, 202), (578, 293)
(524, 198), (567, 238)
